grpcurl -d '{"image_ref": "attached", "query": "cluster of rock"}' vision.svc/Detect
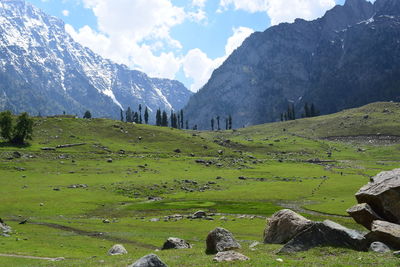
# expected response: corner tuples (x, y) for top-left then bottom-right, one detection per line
(263, 168), (400, 256)
(347, 168), (400, 251)
(0, 218), (12, 237)
(263, 209), (368, 253)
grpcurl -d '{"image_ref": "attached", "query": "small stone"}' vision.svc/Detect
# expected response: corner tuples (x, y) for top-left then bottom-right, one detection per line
(369, 242), (391, 253)
(193, 210), (206, 218)
(276, 258), (284, 263)
(128, 254), (167, 267)
(107, 158), (113, 163)
(108, 244), (127, 255)
(103, 219), (110, 223)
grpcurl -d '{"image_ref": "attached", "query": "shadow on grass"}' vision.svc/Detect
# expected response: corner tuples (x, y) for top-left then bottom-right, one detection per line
(0, 141), (31, 148)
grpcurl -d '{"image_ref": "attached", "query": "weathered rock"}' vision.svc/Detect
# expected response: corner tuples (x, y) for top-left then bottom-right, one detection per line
(107, 244), (127, 255)
(264, 209), (314, 244)
(213, 251), (249, 262)
(394, 250), (400, 257)
(129, 254), (167, 267)
(365, 220), (400, 250)
(369, 241), (391, 253)
(0, 218), (12, 236)
(206, 227), (241, 254)
(162, 237), (191, 250)
(347, 203), (383, 230)
(279, 220), (367, 253)
(193, 210), (206, 218)
(107, 158), (113, 163)
(355, 169), (400, 223)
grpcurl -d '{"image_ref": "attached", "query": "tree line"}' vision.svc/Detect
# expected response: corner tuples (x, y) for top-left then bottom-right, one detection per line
(281, 103), (319, 121)
(211, 115), (232, 131)
(0, 111), (33, 144)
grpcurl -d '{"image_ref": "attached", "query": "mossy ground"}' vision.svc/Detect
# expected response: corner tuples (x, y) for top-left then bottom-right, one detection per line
(1, 102), (400, 266)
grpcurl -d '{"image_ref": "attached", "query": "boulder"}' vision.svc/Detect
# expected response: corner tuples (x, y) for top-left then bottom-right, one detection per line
(264, 209), (314, 244)
(369, 241), (391, 253)
(206, 227), (241, 254)
(365, 220), (400, 250)
(394, 251), (400, 257)
(162, 237), (192, 250)
(129, 254), (167, 267)
(193, 210), (206, 218)
(347, 203), (383, 230)
(355, 169), (400, 223)
(213, 251), (249, 262)
(0, 218), (12, 236)
(279, 220), (367, 253)
(107, 244), (127, 255)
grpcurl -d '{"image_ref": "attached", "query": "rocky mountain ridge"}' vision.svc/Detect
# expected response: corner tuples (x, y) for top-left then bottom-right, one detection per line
(0, 0), (192, 119)
(184, 0), (400, 129)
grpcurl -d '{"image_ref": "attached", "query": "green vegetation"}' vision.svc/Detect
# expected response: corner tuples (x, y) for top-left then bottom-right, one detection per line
(0, 102), (399, 266)
(0, 111), (34, 145)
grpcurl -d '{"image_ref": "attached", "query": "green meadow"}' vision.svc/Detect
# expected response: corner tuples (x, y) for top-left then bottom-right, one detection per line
(1, 102), (400, 266)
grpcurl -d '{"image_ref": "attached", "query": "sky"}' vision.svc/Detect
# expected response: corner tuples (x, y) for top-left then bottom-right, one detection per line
(26, 0), (362, 92)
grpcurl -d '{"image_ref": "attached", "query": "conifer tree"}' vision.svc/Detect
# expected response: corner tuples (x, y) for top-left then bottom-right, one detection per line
(83, 110), (92, 119)
(225, 118), (228, 130)
(12, 112), (33, 144)
(180, 110), (184, 129)
(144, 107), (149, 124)
(133, 112), (139, 123)
(126, 107), (132, 122)
(228, 115), (232, 130)
(162, 111), (168, 127)
(216, 116), (220, 130)
(156, 109), (161, 126)
(138, 104), (142, 124)
(211, 118), (214, 131)
(185, 120), (189, 130)
(120, 109), (124, 122)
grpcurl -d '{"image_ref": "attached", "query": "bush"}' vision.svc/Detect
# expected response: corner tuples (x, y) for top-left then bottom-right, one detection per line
(0, 111), (34, 145)
(0, 111), (13, 141)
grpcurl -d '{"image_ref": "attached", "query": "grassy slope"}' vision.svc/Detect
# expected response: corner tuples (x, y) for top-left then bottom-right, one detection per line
(0, 102), (399, 266)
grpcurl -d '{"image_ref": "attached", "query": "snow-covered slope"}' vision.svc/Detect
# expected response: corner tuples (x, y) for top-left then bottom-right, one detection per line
(0, 0), (192, 119)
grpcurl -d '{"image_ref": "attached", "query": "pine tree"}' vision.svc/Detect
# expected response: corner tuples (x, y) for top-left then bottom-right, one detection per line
(228, 115), (232, 130)
(138, 104), (142, 124)
(162, 111), (168, 127)
(225, 118), (228, 130)
(216, 116), (220, 130)
(83, 110), (92, 119)
(173, 113), (178, 128)
(304, 103), (310, 118)
(170, 110), (174, 128)
(211, 118), (214, 131)
(185, 120), (189, 130)
(180, 110), (184, 129)
(133, 112), (139, 123)
(156, 109), (161, 126)
(310, 103), (319, 117)
(12, 112), (33, 144)
(144, 107), (149, 124)
(120, 109), (124, 122)
(0, 111), (13, 141)
(126, 107), (132, 122)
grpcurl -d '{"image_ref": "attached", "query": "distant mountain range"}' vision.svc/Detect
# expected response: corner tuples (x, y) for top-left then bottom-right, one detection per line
(0, 0), (192, 119)
(184, 0), (400, 129)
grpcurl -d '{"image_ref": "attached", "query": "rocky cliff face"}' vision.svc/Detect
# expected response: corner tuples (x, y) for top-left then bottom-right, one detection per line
(184, 0), (400, 129)
(0, 0), (192, 119)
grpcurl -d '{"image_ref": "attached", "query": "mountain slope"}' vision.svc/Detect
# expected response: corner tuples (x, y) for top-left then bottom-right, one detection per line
(0, 0), (192, 118)
(184, 0), (400, 129)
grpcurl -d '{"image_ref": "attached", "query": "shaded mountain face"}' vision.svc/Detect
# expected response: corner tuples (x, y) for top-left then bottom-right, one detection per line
(0, 0), (192, 119)
(184, 0), (400, 129)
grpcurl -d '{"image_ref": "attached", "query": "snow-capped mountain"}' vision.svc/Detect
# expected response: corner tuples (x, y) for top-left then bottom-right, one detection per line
(0, 0), (192, 119)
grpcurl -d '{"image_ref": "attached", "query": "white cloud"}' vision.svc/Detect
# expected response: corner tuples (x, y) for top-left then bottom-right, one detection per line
(219, 0), (336, 25)
(62, 9), (70, 17)
(183, 27), (254, 92)
(192, 0), (207, 8)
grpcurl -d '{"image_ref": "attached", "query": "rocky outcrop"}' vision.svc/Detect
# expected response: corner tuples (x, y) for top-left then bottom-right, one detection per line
(162, 237), (192, 250)
(279, 220), (367, 253)
(365, 220), (400, 250)
(206, 227), (241, 254)
(107, 244), (128, 256)
(129, 254), (167, 267)
(355, 169), (400, 224)
(213, 251), (249, 262)
(347, 203), (383, 230)
(264, 209), (314, 244)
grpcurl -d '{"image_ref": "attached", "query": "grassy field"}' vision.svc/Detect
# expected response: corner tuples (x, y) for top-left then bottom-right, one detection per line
(0, 102), (400, 266)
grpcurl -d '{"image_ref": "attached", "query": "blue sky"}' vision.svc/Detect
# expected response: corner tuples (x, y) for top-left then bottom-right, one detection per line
(26, 0), (355, 91)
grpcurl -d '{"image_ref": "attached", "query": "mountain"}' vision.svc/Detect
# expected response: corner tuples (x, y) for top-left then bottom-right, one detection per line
(184, 0), (400, 129)
(0, 0), (192, 119)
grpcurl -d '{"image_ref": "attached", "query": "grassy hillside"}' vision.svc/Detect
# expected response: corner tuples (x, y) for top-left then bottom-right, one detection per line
(0, 102), (399, 266)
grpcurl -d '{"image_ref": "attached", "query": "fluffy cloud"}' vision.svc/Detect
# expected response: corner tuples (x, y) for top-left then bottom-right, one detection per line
(62, 9), (70, 17)
(183, 27), (254, 92)
(219, 0), (336, 25)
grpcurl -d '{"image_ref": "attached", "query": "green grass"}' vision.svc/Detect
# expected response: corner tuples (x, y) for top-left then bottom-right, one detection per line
(1, 102), (400, 266)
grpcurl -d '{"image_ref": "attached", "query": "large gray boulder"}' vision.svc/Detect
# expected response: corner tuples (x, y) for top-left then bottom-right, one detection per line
(264, 209), (314, 244)
(365, 220), (400, 250)
(107, 244), (127, 255)
(162, 237), (192, 250)
(129, 254), (167, 267)
(355, 169), (400, 223)
(347, 203), (383, 230)
(213, 251), (249, 262)
(206, 227), (241, 254)
(279, 220), (367, 253)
